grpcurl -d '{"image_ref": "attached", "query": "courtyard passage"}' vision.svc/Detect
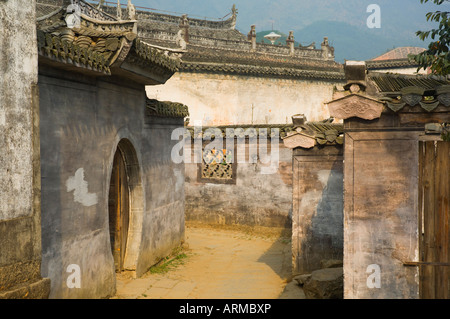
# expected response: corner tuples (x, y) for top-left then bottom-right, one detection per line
(112, 224), (305, 299)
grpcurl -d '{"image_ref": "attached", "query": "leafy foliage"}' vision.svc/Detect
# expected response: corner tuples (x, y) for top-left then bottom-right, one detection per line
(412, 0), (450, 75)
(442, 124), (450, 141)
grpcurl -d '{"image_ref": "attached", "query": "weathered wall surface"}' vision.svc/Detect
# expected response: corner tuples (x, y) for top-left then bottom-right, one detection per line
(146, 72), (339, 126)
(292, 146), (343, 275)
(185, 140), (292, 229)
(0, 0), (50, 298)
(0, 0), (38, 221)
(344, 124), (420, 299)
(38, 67), (185, 298)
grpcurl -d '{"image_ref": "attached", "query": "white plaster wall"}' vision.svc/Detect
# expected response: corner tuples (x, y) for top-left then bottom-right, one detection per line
(146, 72), (342, 125)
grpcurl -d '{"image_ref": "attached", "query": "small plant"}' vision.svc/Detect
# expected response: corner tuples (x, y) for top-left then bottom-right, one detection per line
(148, 247), (189, 274)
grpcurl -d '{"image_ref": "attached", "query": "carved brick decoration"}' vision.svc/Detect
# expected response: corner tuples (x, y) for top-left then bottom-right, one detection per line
(282, 133), (316, 149)
(327, 94), (384, 120)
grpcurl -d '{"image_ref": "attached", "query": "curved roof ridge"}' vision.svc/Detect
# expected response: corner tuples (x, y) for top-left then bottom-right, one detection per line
(123, 4), (237, 30)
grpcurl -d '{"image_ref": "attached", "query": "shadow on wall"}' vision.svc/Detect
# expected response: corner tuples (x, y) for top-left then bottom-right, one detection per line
(256, 214), (293, 281)
(39, 120), (63, 299)
(298, 160), (344, 274)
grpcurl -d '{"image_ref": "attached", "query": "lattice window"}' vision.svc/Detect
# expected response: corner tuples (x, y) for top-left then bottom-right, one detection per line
(198, 148), (236, 184)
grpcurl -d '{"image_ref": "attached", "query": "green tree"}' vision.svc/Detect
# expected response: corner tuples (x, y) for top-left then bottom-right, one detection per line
(412, 0), (450, 75)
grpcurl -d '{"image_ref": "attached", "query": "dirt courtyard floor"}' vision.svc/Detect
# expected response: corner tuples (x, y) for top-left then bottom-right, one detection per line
(112, 223), (305, 299)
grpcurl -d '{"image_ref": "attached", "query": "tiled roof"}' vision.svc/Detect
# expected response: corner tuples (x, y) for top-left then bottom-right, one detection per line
(37, 1), (342, 80)
(112, 4), (238, 31)
(99, 2), (241, 43)
(332, 62), (450, 117)
(136, 20), (245, 43)
(36, 0), (182, 78)
(292, 121), (344, 146)
(371, 47), (426, 61)
(186, 122), (344, 145)
(368, 73), (449, 93)
(37, 30), (114, 74)
(146, 99), (189, 118)
(111, 3), (341, 79)
(36, 0), (64, 18)
(133, 39), (181, 73)
(367, 73), (450, 113)
(182, 45), (341, 70)
(366, 59), (419, 70)
(181, 62), (345, 80)
(187, 124), (295, 139)
(180, 44), (345, 80)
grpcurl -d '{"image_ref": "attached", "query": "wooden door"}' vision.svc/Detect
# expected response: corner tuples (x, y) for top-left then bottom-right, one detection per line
(419, 141), (450, 299)
(108, 149), (130, 272)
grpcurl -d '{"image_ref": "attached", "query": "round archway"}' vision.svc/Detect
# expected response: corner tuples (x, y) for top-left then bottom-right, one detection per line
(107, 139), (143, 272)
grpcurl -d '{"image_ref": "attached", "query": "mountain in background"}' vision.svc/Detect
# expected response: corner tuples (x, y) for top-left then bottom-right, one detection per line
(293, 21), (426, 62)
(128, 0), (444, 62)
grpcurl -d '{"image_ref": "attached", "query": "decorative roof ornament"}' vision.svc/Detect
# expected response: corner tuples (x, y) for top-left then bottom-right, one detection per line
(176, 14), (189, 49)
(292, 114), (306, 126)
(230, 4), (238, 30)
(264, 31), (281, 45)
(117, 0), (122, 20)
(321, 37), (334, 60)
(127, 0), (136, 20)
(343, 61), (367, 92)
(97, 0), (105, 10)
(180, 14), (189, 26)
(327, 94), (384, 120)
(176, 29), (187, 50)
(232, 4), (238, 17)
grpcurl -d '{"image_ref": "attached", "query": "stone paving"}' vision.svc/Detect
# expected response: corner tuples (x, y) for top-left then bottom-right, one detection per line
(111, 225), (305, 299)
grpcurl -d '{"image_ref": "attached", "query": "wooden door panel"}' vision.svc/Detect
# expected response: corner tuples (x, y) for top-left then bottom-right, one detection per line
(419, 141), (450, 299)
(108, 150), (130, 272)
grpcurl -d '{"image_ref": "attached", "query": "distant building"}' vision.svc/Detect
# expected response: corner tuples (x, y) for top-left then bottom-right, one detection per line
(106, 4), (346, 125)
(366, 46), (429, 75)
